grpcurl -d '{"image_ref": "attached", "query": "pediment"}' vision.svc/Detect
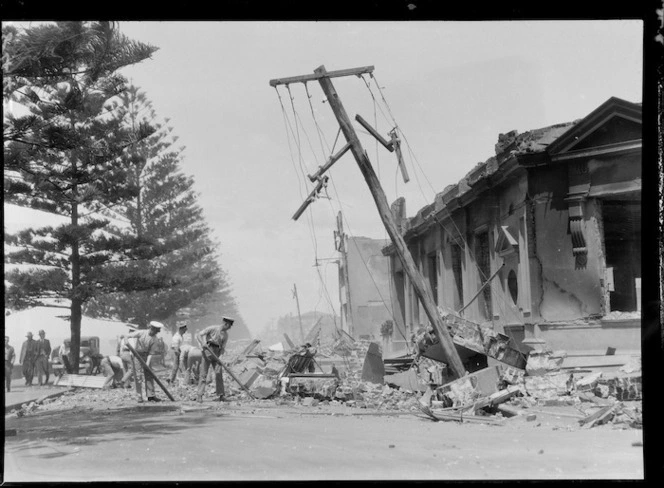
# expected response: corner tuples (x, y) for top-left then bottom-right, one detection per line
(547, 97), (641, 156)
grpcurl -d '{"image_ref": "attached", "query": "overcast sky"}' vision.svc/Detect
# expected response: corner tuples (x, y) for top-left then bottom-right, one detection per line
(27, 21), (645, 335)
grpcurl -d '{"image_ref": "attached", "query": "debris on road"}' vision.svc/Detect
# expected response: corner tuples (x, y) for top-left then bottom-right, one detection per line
(10, 329), (641, 433)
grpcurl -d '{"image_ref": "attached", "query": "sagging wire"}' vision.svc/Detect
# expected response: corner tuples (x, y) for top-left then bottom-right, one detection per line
(366, 73), (524, 348)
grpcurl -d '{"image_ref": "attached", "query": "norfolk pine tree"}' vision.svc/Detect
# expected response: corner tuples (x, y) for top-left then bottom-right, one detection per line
(85, 86), (227, 332)
(3, 22), (158, 372)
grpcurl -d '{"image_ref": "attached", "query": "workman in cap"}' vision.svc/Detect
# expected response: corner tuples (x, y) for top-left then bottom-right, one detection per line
(168, 323), (188, 385)
(124, 321), (164, 402)
(196, 316), (234, 403)
(19, 332), (38, 386)
(100, 354), (126, 389)
(34, 329), (52, 386)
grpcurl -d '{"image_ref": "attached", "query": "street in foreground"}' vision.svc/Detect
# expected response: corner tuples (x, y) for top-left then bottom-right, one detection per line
(4, 398), (643, 481)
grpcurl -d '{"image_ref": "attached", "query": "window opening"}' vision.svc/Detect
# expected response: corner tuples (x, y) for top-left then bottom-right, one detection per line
(451, 244), (464, 311)
(476, 232), (493, 319)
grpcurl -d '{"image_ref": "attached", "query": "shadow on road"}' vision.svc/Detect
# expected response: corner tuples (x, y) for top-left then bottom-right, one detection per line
(6, 405), (237, 458)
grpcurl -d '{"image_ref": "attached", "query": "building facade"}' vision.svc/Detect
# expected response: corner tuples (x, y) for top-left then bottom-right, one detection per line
(335, 212), (397, 343)
(383, 97), (641, 365)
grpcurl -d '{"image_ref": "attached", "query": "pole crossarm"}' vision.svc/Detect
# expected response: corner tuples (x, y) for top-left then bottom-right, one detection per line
(308, 143), (351, 182)
(269, 65), (375, 87)
(355, 114), (394, 152)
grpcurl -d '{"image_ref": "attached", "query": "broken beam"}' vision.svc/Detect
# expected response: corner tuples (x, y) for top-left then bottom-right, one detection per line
(355, 114), (394, 152)
(269, 65), (375, 87)
(390, 130), (410, 183)
(292, 176), (328, 221)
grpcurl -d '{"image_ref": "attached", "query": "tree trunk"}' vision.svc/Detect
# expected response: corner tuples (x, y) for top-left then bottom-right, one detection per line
(69, 187), (81, 373)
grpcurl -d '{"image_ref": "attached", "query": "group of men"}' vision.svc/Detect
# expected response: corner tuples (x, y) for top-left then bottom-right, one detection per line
(4, 317), (236, 402)
(4, 330), (52, 391)
(104, 316), (235, 403)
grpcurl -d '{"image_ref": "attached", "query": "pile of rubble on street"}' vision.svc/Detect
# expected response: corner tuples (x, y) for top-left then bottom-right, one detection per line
(7, 321), (642, 432)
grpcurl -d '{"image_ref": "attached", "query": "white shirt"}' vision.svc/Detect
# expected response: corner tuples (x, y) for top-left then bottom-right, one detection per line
(171, 332), (184, 352)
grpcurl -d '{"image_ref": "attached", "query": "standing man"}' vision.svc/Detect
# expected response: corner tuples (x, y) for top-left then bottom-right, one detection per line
(19, 332), (37, 386)
(99, 355), (126, 389)
(35, 329), (52, 386)
(5, 336), (16, 392)
(126, 321), (164, 403)
(197, 316), (234, 403)
(168, 323), (188, 385)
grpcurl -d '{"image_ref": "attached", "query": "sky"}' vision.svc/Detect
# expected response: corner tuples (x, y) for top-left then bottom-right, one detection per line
(10, 21), (643, 336)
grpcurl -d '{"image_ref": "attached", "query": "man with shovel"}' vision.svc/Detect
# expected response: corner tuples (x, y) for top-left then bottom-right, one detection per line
(126, 321), (164, 403)
(196, 316), (234, 403)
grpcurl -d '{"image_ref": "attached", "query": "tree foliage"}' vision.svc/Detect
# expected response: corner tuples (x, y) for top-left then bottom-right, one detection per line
(84, 86), (227, 330)
(3, 21), (158, 370)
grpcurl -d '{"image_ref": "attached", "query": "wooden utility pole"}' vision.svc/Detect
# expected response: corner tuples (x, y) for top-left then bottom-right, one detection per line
(335, 211), (354, 337)
(292, 283), (305, 343)
(270, 65), (466, 379)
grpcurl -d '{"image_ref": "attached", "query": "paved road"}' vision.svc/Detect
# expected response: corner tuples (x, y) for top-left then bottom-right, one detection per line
(5, 379), (66, 410)
(4, 402), (643, 481)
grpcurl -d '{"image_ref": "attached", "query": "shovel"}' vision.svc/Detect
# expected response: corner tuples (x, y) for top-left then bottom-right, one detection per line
(197, 337), (256, 400)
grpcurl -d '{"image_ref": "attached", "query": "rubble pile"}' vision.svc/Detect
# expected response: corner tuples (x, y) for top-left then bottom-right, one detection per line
(9, 335), (641, 431)
(417, 347), (642, 429)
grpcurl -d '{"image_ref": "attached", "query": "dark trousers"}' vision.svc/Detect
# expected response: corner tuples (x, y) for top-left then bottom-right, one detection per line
(35, 356), (49, 385)
(197, 346), (224, 398)
(169, 349), (181, 383)
(5, 362), (12, 392)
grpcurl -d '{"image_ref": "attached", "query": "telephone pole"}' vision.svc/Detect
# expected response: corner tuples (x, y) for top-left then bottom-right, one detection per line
(271, 65), (466, 379)
(292, 283), (305, 343)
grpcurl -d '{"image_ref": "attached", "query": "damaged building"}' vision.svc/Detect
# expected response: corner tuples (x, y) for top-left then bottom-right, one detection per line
(334, 211), (396, 344)
(382, 97), (641, 370)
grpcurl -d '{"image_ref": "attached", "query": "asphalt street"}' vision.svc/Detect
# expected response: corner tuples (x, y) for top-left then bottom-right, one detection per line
(4, 402), (644, 481)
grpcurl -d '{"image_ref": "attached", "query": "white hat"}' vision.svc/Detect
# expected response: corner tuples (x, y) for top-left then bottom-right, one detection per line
(149, 321), (165, 329)
(222, 316), (235, 324)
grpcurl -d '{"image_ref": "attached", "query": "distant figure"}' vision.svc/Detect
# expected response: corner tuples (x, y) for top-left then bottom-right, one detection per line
(5, 336), (16, 392)
(126, 321), (164, 403)
(168, 323), (188, 385)
(19, 332), (38, 386)
(100, 355), (126, 389)
(197, 316), (234, 403)
(35, 329), (52, 386)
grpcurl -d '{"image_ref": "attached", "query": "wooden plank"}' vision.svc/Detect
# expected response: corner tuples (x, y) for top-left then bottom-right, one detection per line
(269, 65), (374, 87)
(55, 374), (106, 389)
(314, 64), (466, 380)
(283, 333), (296, 350)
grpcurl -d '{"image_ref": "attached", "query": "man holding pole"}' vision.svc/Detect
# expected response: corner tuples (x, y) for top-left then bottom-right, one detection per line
(126, 321), (164, 403)
(197, 316), (233, 403)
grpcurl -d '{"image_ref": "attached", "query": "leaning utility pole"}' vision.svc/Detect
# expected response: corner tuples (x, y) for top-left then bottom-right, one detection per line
(292, 283), (305, 343)
(271, 65), (466, 379)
